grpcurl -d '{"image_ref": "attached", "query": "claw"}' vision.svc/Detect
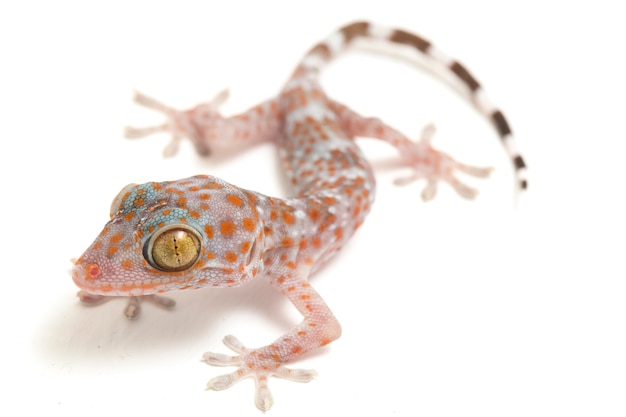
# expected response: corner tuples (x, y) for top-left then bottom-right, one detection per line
(418, 122), (436, 145)
(206, 370), (246, 391)
(447, 176), (479, 199)
(255, 386), (274, 412)
(124, 124), (169, 139)
(421, 180), (438, 201)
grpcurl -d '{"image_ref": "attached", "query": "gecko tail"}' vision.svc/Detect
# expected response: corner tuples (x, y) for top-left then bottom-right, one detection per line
(291, 21), (527, 194)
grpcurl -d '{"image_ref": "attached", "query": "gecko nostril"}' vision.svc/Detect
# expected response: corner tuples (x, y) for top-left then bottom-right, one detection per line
(85, 263), (100, 281)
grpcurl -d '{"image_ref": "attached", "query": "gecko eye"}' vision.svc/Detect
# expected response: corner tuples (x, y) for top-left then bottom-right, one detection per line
(144, 225), (201, 272)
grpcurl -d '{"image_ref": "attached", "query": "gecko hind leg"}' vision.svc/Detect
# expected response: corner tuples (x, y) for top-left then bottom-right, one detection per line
(329, 100), (493, 201)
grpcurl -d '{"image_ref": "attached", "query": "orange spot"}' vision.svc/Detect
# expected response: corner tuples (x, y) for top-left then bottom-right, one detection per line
(108, 246), (118, 256)
(188, 186), (200, 191)
(335, 228), (343, 240)
(304, 257), (314, 265)
(162, 209), (171, 216)
(199, 193), (210, 200)
(220, 221), (236, 235)
(298, 239), (308, 250)
(321, 338), (332, 346)
(322, 197), (335, 205)
(93, 241), (102, 250)
(242, 218), (255, 231)
(308, 208), (321, 222)
(203, 225), (213, 239)
(225, 252), (238, 263)
(124, 212), (135, 221)
(281, 211), (295, 225)
(207, 252), (215, 259)
(291, 346), (303, 354)
(312, 236), (321, 248)
(121, 259), (132, 270)
(270, 210), (278, 221)
(109, 233), (123, 244)
(189, 210), (200, 219)
(134, 198), (144, 208)
(300, 294), (311, 300)
(177, 197), (187, 206)
(287, 286), (295, 292)
(297, 331), (306, 336)
(286, 261), (296, 269)
(222, 267), (234, 274)
(281, 237), (295, 247)
(165, 187), (183, 195)
(227, 194), (243, 206)
(200, 203), (209, 211)
(99, 285), (114, 293)
(240, 241), (251, 253)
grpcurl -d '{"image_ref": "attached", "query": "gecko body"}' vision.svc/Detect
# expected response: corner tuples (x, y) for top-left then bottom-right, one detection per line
(72, 22), (526, 411)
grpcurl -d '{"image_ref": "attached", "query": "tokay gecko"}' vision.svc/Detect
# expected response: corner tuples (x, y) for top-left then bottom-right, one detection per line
(71, 22), (527, 411)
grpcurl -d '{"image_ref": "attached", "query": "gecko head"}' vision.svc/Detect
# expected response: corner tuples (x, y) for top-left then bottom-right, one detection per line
(72, 175), (265, 296)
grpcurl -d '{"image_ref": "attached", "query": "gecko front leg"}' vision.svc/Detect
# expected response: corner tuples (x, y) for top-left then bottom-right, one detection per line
(77, 291), (176, 319)
(203, 265), (341, 411)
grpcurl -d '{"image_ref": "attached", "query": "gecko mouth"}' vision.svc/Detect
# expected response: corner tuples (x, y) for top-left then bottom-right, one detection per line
(70, 260), (188, 296)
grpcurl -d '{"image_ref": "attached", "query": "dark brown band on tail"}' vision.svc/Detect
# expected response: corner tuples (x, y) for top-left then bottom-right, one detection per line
(389, 29), (431, 53)
(309, 43), (332, 60)
(491, 111), (512, 137)
(513, 155), (526, 170)
(520, 179), (528, 190)
(450, 62), (480, 92)
(341, 21), (370, 42)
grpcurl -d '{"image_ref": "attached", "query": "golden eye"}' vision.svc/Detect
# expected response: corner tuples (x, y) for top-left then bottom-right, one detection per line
(146, 226), (201, 272)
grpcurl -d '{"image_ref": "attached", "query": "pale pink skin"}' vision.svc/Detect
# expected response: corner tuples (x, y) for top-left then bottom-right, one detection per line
(72, 21), (524, 411)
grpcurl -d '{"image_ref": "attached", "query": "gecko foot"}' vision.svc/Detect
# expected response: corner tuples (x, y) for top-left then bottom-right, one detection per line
(395, 123), (493, 201)
(77, 291), (175, 319)
(124, 89), (229, 158)
(203, 335), (318, 411)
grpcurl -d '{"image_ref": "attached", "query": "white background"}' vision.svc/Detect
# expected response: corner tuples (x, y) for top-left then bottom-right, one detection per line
(2, 1), (625, 416)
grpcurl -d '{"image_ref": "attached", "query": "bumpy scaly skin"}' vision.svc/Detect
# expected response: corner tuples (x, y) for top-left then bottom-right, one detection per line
(72, 22), (526, 411)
